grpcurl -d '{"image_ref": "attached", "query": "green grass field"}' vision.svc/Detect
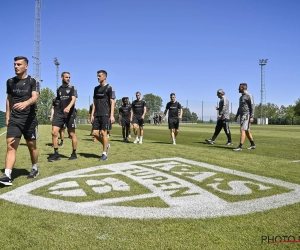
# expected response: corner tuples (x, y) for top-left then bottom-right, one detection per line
(0, 124), (300, 250)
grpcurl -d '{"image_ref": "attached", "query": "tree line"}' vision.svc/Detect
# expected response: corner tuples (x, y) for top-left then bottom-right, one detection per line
(36, 89), (199, 124)
(253, 100), (300, 125)
(35, 88), (300, 125)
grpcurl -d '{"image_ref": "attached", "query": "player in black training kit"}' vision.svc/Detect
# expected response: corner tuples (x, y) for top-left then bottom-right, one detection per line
(48, 72), (78, 161)
(50, 97), (65, 147)
(119, 97), (131, 142)
(91, 70), (115, 161)
(162, 93), (183, 145)
(130, 92), (147, 144)
(0, 56), (40, 186)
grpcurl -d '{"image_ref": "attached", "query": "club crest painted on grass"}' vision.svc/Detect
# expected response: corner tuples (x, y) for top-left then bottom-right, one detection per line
(1, 157), (300, 219)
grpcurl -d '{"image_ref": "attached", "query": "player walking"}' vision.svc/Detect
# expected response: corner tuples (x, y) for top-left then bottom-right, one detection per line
(48, 72), (78, 161)
(205, 89), (232, 145)
(130, 92), (146, 144)
(162, 93), (183, 145)
(0, 56), (40, 186)
(91, 70), (115, 160)
(233, 83), (256, 151)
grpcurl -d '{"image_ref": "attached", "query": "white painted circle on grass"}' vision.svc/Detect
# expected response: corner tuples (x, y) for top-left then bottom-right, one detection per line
(1, 158), (300, 219)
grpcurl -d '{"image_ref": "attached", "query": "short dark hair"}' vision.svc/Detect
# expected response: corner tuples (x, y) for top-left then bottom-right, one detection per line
(240, 83), (248, 90)
(97, 70), (107, 77)
(170, 93), (175, 97)
(61, 72), (70, 77)
(136, 92), (141, 96)
(14, 56), (28, 64)
(217, 89), (225, 95)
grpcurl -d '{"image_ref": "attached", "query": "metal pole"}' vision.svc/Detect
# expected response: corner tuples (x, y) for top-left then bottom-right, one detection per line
(231, 102), (232, 123)
(259, 59), (268, 125)
(202, 101), (203, 122)
(54, 57), (60, 90)
(260, 64), (263, 123)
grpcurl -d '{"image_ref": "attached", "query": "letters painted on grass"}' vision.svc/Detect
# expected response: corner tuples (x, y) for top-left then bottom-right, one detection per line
(1, 158), (300, 219)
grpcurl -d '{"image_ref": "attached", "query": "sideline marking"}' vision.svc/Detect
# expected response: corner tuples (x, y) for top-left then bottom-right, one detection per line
(1, 157), (300, 219)
(0, 131), (7, 137)
(292, 160), (300, 163)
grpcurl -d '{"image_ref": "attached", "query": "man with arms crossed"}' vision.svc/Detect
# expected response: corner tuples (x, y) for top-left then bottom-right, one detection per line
(0, 56), (40, 186)
(91, 70), (115, 160)
(233, 83), (256, 151)
(48, 72), (78, 161)
(162, 93), (183, 145)
(205, 89), (233, 145)
(131, 92), (146, 144)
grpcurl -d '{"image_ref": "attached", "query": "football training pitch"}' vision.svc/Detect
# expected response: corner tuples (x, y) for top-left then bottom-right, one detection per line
(0, 124), (299, 250)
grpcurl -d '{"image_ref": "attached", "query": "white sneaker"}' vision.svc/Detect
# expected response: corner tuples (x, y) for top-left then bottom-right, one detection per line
(233, 147), (242, 151)
(173, 141), (176, 145)
(139, 140), (143, 144)
(133, 138), (139, 144)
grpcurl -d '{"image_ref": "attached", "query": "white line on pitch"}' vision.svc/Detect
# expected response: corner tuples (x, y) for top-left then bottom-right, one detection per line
(0, 131), (7, 137)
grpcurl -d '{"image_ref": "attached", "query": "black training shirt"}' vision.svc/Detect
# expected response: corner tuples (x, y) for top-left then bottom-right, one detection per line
(132, 99), (146, 116)
(119, 104), (132, 119)
(6, 75), (40, 120)
(56, 84), (78, 117)
(165, 101), (182, 121)
(93, 84), (116, 116)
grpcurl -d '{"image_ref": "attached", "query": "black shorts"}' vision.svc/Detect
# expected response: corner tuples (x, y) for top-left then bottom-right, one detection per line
(7, 118), (38, 141)
(132, 116), (144, 127)
(52, 114), (76, 130)
(168, 119), (179, 130)
(121, 118), (130, 127)
(93, 116), (109, 131)
(59, 123), (66, 130)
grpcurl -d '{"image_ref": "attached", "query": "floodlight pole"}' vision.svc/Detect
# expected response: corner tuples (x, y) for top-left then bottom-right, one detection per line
(54, 57), (60, 90)
(259, 59), (268, 125)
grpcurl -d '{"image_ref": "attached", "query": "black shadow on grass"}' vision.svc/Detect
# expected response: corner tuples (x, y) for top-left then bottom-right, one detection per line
(109, 139), (123, 142)
(150, 141), (172, 144)
(78, 153), (100, 158)
(81, 138), (96, 141)
(193, 141), (209, 144)
(207, 145), (235, 150)
(0, 168), (29, 181)
(46, 154), (70, 160)
(19, 143), (27, 146)
(12, 168), (30, 179)
(193, 142), (235, 150)
(45, 143), (53, 147)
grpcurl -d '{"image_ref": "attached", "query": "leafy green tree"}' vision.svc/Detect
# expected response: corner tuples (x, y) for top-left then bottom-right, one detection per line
(294, 98), (300, 116)
(191, 112), (198, 123)
(255, 103), (280, 120)
(114, 99), (123, 121)
(36, 88), (55, 125)
(142, 93), (163, 116)
(229, 112), (236, 122)
(278, 105), (295, 124)
(182, 107), (198, 122)
(76, 108), (89, 120)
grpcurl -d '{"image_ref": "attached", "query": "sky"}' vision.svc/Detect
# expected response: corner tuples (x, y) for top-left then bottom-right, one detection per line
(0, 0), (299, 119)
